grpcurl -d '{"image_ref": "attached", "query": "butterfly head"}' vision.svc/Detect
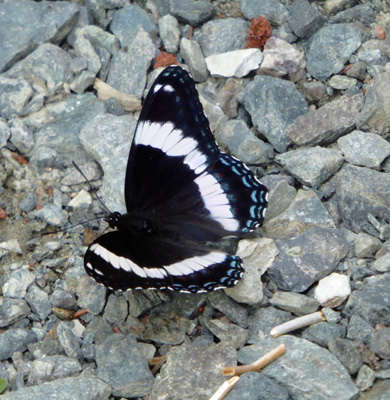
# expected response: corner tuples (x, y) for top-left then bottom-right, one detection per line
(105, 212), (122, 229)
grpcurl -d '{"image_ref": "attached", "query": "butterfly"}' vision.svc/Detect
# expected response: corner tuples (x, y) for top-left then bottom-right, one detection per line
(84, 66), (268, 293)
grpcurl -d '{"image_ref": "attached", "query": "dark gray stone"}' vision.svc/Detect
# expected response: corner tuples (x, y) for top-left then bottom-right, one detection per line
(241, 0), (288, 26)
(347, 314), (376, 344)
(263, 189), (336, 239)
(336, 165), (390, 235)
(205, 319), (249, 348)
(198, 18), (249, 57)
(338, 130), (390, 169)
(276, 147), (343, 189)
(285, 93), (364, 146)
(263, 179), (297, 222)
(302, 322), (346, 347)
(18, 192), (36, 213)
(110, 4), (157, 48)
(170, 0), (213, 26)
(268, 226), (349, 292)
(28, 93), (105, 169)
(180, 38), (208, 82)
(107, 28), (156, 98)
(225, 372), (289, 400)
(25, 285), (51, 321)
(287, 0), (326, 38)
(370, 328), (390, 359)
(248, 307), (292, 344)
(238, 336), (358, 400)
(345, 274), (390, 326)
(80, 113), (136, 213)
(50, 289), (78, 311)
(0, 0), (79, 73)
(238, 76), (308, 152)
(103, 294), (128, 326)
(0, 376), (111, 400)
(328, 338), (364, 374)
(307, 23), (362, 80)
(331, 5), (376, 25)
(28, 339), (66, 359)
(96, 334), (154, 398)
(216, 120), (274, 165)
(0, 297), (30, 328)
(0, 328), (37, 360)
(149, 342), (236, 400)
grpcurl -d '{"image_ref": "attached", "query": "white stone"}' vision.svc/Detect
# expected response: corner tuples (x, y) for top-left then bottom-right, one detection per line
(314, 273), (351, 308)
(226, 238), (278, 304)
(205, 48), (263, 78)
(0, 238), (22, 254)
(3, 268), (35, 299)
(68, 189), (92, 208)
(258, 37), (306, 82)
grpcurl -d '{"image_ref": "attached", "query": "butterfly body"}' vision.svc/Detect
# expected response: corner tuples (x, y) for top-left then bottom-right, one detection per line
(84, 66), (268, 293)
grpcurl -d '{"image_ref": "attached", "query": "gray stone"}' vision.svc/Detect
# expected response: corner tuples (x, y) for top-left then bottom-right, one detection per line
(199, 92), (228, 134)
(224, 371), (289, 400)
(96, 334), (154, 398)
(345, 274), (390, 325)
(370, 328), (390, 359)
(150, 342), (236, 400)
(0, 118), (9, 149)
(27, 355), (81, 386)
(198, 18), (249, 57)
(358, 70), (390, 134)
(287, 0), (326, 38)
(338, 130), (390, 169)
(2, 268), (35, 299)
(372, 253), (390, 273)
(0, 77), (33, 119)
(358, 379), (390, 400)
(180, 38), (208, 82)
(25, 285), (51, 321)
(346, 61), (367, 81)
(270, 291), (319, 316)
(238, 336), (358, 400)
(276, 147), (343, 189)
(329, 75), (358, 90)
(301, 322), (346, 347)
(9, 118), (34, 154)
(241, 0), (288, 26)
(215, 78), (244, 119)
(75, 25), (119, 56)
(286, 93), (364, 146)
(80, 113), (136, 213)
(18, 192), (37, 213)
(0, 297), (30, 328)
(331, 4), (376, 25)
(328, 338), (363, 374)
(28, 93), (105, 169)
(107, 28), (156, 98)
(303, 80), (326, 102)
(264, 179), (297, 222)
(50, 289), (78, 311)
(103, 294), (129, 326)
(0, 328), (37, 360)
(169, 0), (213, 26)
(263, 189), (336, 239)
(32, 204), (67, 227)
(76, 275), (107, 315)
(57, 322), (81, 359)
(248, 307), (292, 343)
(356, 364), (376, 392)
(216, 120), (273, 165)
(354, 232), (382, 258)
(0, 0), (79, 73)
(336, 165), (390, 235)
(238, 76), (308, 152)
(159, 14), (180, 53)
(347, 314), (376, 344)
(110, 4), (157, 48)
(307, 23), (362, 80)
(0, 376), (111, 400)
(205, 319), (249, 348)
(268, 226), (348, 292)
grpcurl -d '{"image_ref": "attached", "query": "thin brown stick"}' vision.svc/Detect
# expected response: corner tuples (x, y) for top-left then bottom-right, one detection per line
(222, 344), (286, 376)
(270, 311), (326, 337)
(150, 354), (167, 375)
(93, 78), (142, 112)
(209, 376), (240, 400)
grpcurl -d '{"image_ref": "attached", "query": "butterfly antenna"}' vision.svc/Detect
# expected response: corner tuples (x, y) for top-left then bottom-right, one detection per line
(72, 161), (112, 214)
(42, 216), (106, 236)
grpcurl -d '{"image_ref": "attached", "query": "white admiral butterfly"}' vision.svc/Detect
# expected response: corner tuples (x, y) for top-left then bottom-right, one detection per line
(84, 66), (268, 293)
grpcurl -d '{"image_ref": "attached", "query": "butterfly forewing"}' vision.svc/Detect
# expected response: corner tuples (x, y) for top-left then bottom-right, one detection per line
(84, 66), (268, 292)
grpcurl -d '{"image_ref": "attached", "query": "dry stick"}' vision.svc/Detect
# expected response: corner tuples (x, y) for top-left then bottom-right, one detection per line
(93, 78), (142, 112)
(222, 344), (286, 377)
(270, 311), (326, 338)
(209, 376), (240, 400)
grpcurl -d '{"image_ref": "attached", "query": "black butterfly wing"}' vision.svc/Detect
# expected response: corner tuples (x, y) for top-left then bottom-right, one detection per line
(84, 230), (243, 292)
(125, 66), (268, 241)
